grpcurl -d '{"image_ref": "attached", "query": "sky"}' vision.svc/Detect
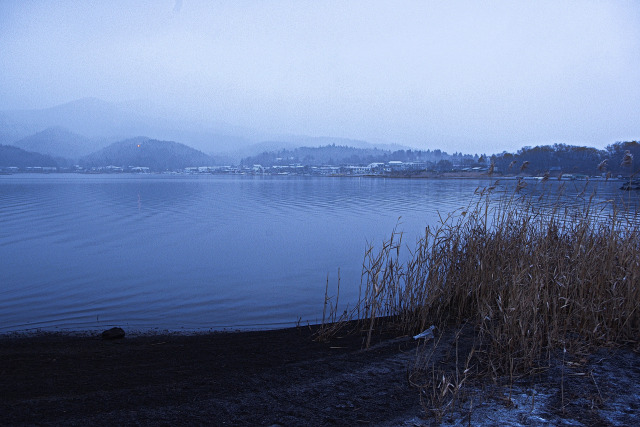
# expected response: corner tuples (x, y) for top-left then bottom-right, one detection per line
(1, 0), (639, 153)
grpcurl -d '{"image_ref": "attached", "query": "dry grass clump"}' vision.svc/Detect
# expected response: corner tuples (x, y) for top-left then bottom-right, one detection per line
(350, 182), (640, 376)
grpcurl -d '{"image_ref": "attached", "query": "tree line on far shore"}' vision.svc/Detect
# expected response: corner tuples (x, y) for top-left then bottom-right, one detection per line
(491, 141), (639, 176)
(2, 137), (639, 176)
(241, 141), (640, 176)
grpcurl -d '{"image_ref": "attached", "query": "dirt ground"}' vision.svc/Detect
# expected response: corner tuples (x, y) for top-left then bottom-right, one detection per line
(1, 323), (638, 426)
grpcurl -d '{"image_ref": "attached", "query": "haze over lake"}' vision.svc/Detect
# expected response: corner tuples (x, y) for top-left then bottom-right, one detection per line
(2, 2), (639, 154)
(0, 174), (631, 333)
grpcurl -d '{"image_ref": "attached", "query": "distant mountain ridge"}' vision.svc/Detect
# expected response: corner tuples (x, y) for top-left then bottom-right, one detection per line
(0, 145), (58, 168)
(12, 127), (96, 160)
(0, 98), (258, 154)
(80, 137), (215, 171)
(0, 98), (404, 158)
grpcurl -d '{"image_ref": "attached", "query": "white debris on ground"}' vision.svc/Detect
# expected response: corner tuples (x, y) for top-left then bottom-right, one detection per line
(413, 326), (436, 341)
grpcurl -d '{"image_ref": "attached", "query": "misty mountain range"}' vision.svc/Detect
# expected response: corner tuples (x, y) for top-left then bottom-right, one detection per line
(0, 136), (414, 172)
(0, 97), (408, 163)
(81, 137), (214, 171)
(12, 127), (95, 160)
(0, 145), (58, 169)
(0, 98), (255, 156)
(2, 97), (637, 176)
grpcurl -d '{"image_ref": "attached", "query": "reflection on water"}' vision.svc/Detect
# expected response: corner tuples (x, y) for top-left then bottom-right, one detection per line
(0, 174), (634, 332)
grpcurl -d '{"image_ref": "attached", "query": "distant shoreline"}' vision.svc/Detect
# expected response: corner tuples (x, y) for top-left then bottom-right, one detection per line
(0, 170), (626, 181)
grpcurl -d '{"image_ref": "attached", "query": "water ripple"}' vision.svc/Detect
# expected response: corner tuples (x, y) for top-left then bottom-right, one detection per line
(1, 174), (635, 332)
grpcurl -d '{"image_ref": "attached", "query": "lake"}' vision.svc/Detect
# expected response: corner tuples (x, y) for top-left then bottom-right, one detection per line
(0, 174), (633, 333)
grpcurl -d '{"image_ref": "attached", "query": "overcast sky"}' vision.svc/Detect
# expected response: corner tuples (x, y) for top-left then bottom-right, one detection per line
(1, 1), (639, 153)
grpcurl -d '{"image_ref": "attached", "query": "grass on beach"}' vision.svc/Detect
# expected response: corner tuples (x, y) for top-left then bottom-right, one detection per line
(319, 180), (640, 418)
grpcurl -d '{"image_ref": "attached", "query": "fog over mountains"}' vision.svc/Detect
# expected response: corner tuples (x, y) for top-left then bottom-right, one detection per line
(80, 137), (214, 171)
(0, 98), (256, 155)
(0, 98), (407, 163)
(0, 145), (58, 169)
(12, 127), (95, 160)
(3, 97), (636, 176)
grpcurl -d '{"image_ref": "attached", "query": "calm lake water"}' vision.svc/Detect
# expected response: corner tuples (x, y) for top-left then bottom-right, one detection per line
(0, 174), (634, 333)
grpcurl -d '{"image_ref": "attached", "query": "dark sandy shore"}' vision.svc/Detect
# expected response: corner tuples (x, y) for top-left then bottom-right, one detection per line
(0, 324), (426, 426)
(1, 323), (639, 426)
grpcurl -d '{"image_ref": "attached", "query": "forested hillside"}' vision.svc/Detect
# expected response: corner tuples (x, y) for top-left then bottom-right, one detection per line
(0, 145), (58, 168)
(491, 142), (640, 176)
(80, 137), (214, 171)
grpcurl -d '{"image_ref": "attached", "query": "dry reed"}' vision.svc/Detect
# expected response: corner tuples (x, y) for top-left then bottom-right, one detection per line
(327, 181), (640, 377)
